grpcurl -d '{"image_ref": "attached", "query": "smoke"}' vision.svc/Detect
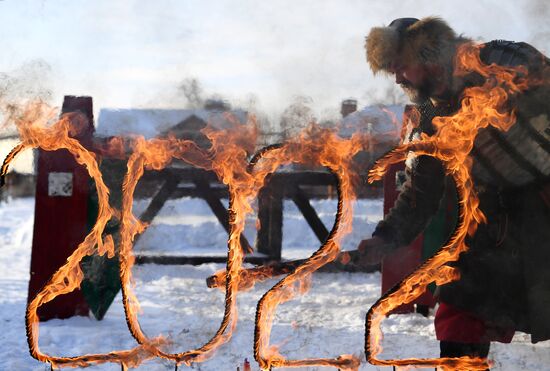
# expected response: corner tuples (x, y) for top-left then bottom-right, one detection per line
(0, 60), (54, 132)
(157, 76), (277, 144)
(178, 78), (204, 109)
(524, 0), (550, 52)
(175, 78), (341, 142)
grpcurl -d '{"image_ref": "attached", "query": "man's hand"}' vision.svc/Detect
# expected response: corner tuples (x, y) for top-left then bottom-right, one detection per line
(356, 236), (393, 265)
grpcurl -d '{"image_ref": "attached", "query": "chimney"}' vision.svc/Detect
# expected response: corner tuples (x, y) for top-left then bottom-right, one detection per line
(204, 98), (231, 111)
(340, 99), (357, 118)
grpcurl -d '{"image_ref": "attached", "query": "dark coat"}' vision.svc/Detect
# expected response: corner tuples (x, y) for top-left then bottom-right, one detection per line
(373, 40), (550, 343)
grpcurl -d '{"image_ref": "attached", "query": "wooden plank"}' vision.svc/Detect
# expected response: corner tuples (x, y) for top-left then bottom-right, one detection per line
(291, 186), (329, 243)
(192, 177), (253, 253)
(134, 255), (272, 266)
(205, 251), (379, 287)
(140, 167), (382, 199)
(138, 173), (179, 224)
(132, 167), (382, 268)
(0, 134), (20, 140)
(170, 187), (229, 199)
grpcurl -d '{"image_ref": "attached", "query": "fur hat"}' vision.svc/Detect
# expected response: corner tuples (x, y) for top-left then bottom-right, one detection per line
(365, 17), (459, 74)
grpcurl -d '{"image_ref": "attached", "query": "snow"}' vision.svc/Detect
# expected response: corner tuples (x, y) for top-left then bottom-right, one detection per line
(0, 197), (549, 370)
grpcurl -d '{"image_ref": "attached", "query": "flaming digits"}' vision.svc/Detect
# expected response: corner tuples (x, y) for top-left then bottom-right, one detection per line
(118, 115), (291, 366)
(249, 129), (367, 370)
(1, 43), (528, 370)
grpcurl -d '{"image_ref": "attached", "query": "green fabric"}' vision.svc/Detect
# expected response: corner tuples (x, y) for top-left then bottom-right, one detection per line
(80, 160), (124, 320)
(421, 178), (458, 294)
(80, 254), (121, 320)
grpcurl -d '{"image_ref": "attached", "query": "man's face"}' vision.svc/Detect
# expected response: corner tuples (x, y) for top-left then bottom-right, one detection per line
(389, 62), (435, 104)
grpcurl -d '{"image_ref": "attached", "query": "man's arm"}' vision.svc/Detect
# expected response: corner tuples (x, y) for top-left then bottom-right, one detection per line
(361, 154), (446, 262)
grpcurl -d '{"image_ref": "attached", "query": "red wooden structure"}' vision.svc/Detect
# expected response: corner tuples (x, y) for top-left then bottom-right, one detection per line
(28, 96), (94, 320)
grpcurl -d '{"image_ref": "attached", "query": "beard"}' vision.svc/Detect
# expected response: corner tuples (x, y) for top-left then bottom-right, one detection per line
(400, 81), (433, 104)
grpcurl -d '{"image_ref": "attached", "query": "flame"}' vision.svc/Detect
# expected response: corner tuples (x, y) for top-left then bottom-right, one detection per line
(0, 102), (164, 369)
(364, 43), (537, 370)
(0, 142), (26, 186)
(247, 128), (367, 371)
(207, 261), (299, 292)
(2, 41), (536, 370)
(1, 106), (267, 368)
(7, 109), (269, 368)
(118, 135), (217, 365)
(201, 126), (370, 369)
(94, 135), (128, 159)
(117, 116), (268, 366)
(4, 104), (369, 369)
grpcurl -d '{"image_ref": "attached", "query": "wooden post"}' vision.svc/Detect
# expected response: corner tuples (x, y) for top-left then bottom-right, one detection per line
(256, 177), (283, 260)
(138, 172), (179, 224)
(28, 95), (93, 320)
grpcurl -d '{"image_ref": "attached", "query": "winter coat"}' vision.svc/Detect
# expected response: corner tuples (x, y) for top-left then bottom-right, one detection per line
(372, 40), (550, 343)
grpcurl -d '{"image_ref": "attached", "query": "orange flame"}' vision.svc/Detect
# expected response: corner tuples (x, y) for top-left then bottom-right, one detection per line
(118, 135), (217, 364)
(117, 117), (268, 366)
(364, 42), (537, 370)
(8, 109), (271, 368)
(247, 128), (367, 371)
(0, 102), (164, 369)
(207, 261), (299, 292)
(2, 42), (535, 371)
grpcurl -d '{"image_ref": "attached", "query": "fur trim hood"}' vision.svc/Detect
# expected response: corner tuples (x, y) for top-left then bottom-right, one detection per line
(366, 17), (459, 74)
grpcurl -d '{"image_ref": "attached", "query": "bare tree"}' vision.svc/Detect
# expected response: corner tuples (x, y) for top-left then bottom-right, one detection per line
(279, 96), (315, 140)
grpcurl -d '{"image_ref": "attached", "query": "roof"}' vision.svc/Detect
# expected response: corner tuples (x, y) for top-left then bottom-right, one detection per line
(96, 108), (248, 139)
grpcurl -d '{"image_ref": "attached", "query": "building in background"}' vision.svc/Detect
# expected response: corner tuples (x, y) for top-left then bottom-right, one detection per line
(96, 100), (248, 141)
(338, 99), (403, 169)
(0, 131), (36, 198)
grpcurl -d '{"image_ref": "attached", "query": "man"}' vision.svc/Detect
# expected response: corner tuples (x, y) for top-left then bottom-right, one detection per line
(359, 17), (550, 360)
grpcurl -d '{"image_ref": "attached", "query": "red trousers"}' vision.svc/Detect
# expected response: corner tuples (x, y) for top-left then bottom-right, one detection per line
(435, 302), (514, 343)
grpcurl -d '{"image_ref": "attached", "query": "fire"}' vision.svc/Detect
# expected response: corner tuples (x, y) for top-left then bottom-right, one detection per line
(0, 102), (165, 369)
(201, 127), (370, 369)
(0, 142), (26, 186)
(117, 117), (266, 366)
(1, 41), (536, 371)
(246, 129), (367, 371)
(2, 103), (370, 369)
(118, 135), (221, 366)
(206, 259), (301, 291)
(364, 43), (537, 370)
(3, 109), (269, 368)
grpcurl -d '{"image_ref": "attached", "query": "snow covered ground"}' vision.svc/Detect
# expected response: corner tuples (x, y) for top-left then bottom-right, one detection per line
(1, 197), (549, 370)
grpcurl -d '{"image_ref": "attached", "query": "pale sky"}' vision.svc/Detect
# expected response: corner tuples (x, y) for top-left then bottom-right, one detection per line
(0, 0), (548, 121)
